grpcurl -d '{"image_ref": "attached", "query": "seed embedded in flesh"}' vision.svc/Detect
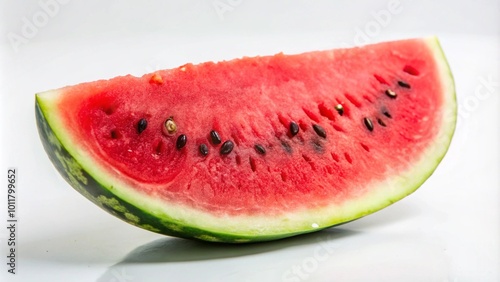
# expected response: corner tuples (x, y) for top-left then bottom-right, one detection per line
(312, 140), (323, 153)
(363, 117), (374, 131)
(335, 104), (344, 116)
(254, 144), (266, 155)
(398, 80), (411, 88)
(137, 118), (148, 134)
(110, 130), (120, 139)
(313, 124), (327, 138)
(220, 140), (234, 155)
(210, 130), (222, 145)
(289, 121), (299, 136)
(163, 117), (177, 135)
(377, 118), (387, 127)
(281, 141), (292, 153)
(199, 144), (209, 156)
(385, 89), (397, 98)
(383, 111), (392, 118)
(176, 134), (187, 149)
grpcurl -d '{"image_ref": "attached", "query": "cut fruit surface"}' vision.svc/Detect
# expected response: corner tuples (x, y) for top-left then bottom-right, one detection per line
(36, 37), (456, 242)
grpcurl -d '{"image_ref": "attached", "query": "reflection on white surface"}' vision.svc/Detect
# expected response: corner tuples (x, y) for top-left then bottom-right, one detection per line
(95, 204), (447, 282)
(99, 229), (448, 282)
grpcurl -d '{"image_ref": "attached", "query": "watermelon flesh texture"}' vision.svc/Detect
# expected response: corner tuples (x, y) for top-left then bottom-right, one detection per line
(36, 37), (456, 242)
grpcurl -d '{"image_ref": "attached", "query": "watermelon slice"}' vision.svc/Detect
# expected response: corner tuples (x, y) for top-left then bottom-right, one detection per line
(36, 37), (456, 243)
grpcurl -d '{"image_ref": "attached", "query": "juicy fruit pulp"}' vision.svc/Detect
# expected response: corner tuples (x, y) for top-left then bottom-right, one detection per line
(36, 37), (456, 242)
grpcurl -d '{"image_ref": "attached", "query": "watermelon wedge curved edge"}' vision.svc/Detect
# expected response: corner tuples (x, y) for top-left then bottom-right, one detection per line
(35, 37), (456, 243)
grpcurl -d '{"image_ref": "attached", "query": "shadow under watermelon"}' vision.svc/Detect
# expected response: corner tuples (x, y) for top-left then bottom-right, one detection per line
(118, 228), (358, 263)
(97, 200), (423, 281)
(96, 228), (360, 281)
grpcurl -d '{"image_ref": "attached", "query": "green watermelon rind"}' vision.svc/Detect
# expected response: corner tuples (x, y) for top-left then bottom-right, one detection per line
(35, 37), (456, 243)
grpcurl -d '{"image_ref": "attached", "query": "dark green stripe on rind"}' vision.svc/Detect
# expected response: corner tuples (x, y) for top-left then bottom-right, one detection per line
(35, 98), (290, 243)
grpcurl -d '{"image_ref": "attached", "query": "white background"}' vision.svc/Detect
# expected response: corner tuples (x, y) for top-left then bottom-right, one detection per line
(0, 0), (499, 281)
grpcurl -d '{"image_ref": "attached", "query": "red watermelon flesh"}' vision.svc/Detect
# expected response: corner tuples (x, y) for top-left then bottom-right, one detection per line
(36, 37), (456, 242)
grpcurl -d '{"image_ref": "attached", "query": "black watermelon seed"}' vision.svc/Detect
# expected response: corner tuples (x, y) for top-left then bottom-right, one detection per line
(313, 124), (327, 138)
(281, 141), (292, 153)
(110, 130), (119, 139)
(398, 80), (411, 88)
(176, 134), (187, 149)
(383, 111), (392, 118)
(363, 118), (374, 131)
(210, 130), (222, 145)
(199, 144), (209, 156)
(289, 121), (299, 136)
(335, 104), (344, 116)
(385, 89), (397, 99)
(137, 118), (148, 134)
(312, 140), (323, 153)
(254, 144), (266, 155)
(377, 118), (386, 127)
(220, 140), (234, 155)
